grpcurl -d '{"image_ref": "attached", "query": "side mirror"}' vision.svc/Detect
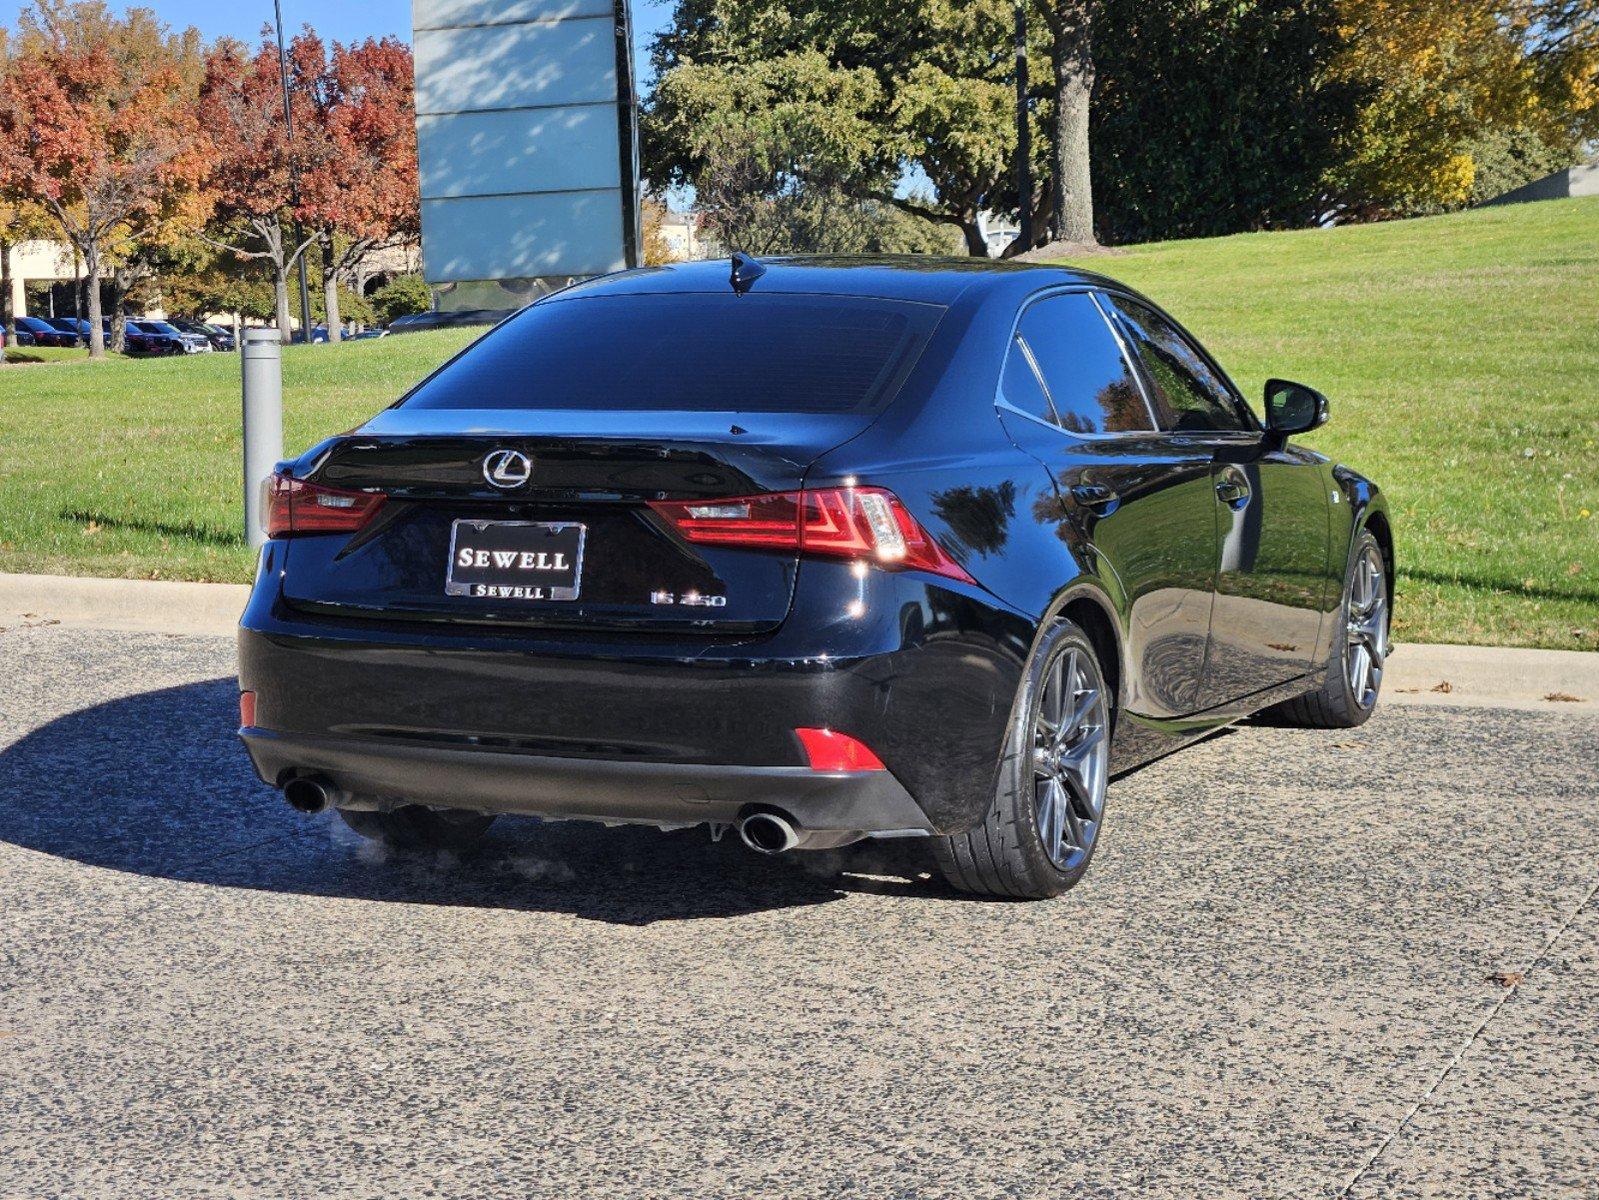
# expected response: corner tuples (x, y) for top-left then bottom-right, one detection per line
(1263, 378), (1329, 439)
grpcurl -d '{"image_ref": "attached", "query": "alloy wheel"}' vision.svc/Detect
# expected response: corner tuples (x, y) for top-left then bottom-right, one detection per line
(1346, 544), (1388, 709)
(1033, 645), (1110, 871)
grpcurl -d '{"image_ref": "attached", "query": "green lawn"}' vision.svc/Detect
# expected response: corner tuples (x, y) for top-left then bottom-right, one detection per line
(1057, 198), (1598, 650)
(1, 198), (1595, 647)
(0, 330), (475, 582)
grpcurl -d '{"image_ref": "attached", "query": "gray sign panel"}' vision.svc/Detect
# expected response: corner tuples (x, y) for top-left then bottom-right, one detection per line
(413, 0), (638, 302)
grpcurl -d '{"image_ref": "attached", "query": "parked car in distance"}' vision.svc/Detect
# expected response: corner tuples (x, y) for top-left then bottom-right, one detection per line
(117, 320), (173, 355)
(350, 328), (389, 340)
(238, 256), (1394, 901)
(15, 315), (80, 348)
(387, 309), (507, 335)
(44, 317), (89, 346)
(170, 318), (236, 351)
(127, 320), (210, 355)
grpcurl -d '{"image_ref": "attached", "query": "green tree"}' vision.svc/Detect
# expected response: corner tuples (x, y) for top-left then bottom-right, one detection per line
(646, 0), (1032, 256)
(368, 273), (430, 326)
(1324, 0), (1598, 215)
(1090, 0), (1351, 243)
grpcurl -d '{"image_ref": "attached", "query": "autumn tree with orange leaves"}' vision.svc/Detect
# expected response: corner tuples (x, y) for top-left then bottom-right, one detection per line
(200, 30), (418, 343)
(0, 2), (210, 358)
(295, 34), (418, 343)
(199, 35), (328, 342)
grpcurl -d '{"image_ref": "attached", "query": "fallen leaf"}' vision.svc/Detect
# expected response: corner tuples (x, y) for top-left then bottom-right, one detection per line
(1486, 970), (1523, 988)
(1544, 692), (1584, 703)
(1431, 681), (1453, 694)
(1570, 562), (1586, 576)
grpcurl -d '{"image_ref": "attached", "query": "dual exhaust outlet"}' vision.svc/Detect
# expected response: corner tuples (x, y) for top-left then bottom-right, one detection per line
(281, 777), (826, 857)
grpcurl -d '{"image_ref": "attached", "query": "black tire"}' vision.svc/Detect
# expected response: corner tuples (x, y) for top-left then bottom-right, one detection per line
(1268, 528), (1389, 729)
(932, 618), (1113, 900)
(337, 805), (497, 852)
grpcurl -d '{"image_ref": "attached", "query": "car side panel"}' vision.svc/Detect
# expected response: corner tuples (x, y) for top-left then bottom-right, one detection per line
(1198, 444), (1335, 706)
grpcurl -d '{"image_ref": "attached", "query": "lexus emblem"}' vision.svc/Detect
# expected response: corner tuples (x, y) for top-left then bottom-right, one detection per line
(482, 449), (532, 489)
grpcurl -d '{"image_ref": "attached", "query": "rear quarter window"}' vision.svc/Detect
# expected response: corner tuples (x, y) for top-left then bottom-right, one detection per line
(401, 293), (946, 414)
(1015, 292), (1153, 435)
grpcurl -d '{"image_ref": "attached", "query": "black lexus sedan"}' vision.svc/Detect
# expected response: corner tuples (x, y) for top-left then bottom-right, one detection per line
(239, 257), (1392, 899)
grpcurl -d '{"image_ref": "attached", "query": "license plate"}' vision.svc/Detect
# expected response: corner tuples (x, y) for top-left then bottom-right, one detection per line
(446, 520), (586, 601)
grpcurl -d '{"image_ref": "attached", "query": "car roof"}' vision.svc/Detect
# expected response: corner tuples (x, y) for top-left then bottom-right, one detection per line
(550, 255), (1126, 307)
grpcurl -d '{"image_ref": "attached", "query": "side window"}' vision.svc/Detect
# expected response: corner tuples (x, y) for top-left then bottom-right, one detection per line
(1015, 292), (1153, 435)
(998, 335), (1059, 426)
(1110, 299), (1249, 433)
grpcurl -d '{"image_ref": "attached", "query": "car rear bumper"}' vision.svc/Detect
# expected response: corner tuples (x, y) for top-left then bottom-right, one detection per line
(240, 726), (934, 835)
(237, 555), (1033, 833)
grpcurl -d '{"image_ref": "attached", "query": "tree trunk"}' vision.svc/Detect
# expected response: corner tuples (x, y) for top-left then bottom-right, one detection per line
(962, 218), (990, 257)
(321, 231), (342, 344)
(1, 236), (14, 339)
(108, 267), (130, 354)
(84, 246), (106, 359)
(1051, 7), (1096, 246)
(273, 268), (293, 345)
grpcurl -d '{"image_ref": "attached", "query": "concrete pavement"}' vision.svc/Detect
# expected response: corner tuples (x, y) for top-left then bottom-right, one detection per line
(0, 623), (1595, 1198)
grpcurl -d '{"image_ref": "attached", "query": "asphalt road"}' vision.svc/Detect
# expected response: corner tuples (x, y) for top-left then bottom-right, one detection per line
(1, 625), (1595, 1199)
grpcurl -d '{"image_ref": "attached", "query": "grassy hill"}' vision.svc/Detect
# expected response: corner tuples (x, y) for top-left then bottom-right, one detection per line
(1, 197), (1595, 648)
(1055, 198), (1597, 651)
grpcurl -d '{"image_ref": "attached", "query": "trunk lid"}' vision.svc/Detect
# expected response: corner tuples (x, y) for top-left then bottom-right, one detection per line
(278, 408), (876, 632)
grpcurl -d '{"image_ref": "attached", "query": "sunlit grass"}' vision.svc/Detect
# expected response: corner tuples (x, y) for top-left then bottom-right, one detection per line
(1057, 198), (1599, 650)
(0, 329), (475, 583)
(1, 198), (1595, 647)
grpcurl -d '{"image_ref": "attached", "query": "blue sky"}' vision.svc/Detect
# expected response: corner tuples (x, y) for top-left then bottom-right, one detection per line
(69, 1), (675, 83)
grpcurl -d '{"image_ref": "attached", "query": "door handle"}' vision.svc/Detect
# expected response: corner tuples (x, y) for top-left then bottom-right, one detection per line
(1215, 475), (1251, 508)
(1070, 483), (1119, 511)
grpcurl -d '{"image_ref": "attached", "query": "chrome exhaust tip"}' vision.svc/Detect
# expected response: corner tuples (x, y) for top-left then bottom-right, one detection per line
(282, 775), (338, 815)
(738, 811), (799, 855)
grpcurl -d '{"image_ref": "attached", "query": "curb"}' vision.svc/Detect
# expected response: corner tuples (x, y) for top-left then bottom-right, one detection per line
(1382, 643), (1596, 711)
(2, 571), (1594, 710)
(1, 572), (249, 638)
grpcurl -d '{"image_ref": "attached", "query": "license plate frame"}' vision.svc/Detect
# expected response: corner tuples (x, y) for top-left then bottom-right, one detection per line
(445, 520), (586, 602)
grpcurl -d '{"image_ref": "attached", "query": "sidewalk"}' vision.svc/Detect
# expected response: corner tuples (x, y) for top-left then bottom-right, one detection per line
(2, 571), (1593, 709)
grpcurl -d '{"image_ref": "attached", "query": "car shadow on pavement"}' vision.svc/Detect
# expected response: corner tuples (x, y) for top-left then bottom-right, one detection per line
(0, 679), (949, 925)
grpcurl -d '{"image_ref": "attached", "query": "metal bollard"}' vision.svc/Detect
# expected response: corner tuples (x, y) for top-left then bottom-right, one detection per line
(241, 327), (284, 550)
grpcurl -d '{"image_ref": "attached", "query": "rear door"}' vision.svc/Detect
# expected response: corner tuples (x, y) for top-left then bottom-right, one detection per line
(995, 290), (1218, 718)
(1106, 296), (1330, 707)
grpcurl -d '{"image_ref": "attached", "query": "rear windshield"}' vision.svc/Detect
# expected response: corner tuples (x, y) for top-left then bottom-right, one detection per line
(400, 293), (945, 414)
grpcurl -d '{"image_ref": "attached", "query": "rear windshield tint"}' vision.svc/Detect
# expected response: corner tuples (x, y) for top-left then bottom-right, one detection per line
(400, 293), (945, 414)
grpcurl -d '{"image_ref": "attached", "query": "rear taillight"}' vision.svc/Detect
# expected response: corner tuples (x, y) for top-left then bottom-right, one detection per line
(263, 471), (386, 538)
(648, 486), (974, 584)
